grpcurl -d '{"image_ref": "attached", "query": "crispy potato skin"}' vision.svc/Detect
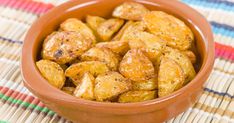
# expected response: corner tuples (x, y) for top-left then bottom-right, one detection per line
(132, 77), (158, 91)
(94, 72), (132, 101)
(81, 47), (120, 70)
(118, 91), (156, 103)
(127, 30), (166, 62)
(158, 57), (185, 97)
(120, 21), (165, 62)
(121, 21), (146, 40)
(73, 72), (95, 100)
(112, 2), (149, 21)
(164, 48), (196, 84)
(86, 15), (106, 42)
(95, 41), (129, 55)
(42, 31), (92, 64)
(65, 61), (110, 86)
(86, 15), (106, 32)
(119, 49), (155, 81)
(143, 11), (194, 50)
(60, 18), (96, 44)
(62, 87), (75, 95)
(112, 21), (134, 41)
(182, 50), (196, 64)
(97, 18), (124, 41)
(36, 60), (65, 89)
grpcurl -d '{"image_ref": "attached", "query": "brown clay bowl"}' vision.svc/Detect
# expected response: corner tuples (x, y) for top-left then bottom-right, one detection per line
(21, 0), (215, 123)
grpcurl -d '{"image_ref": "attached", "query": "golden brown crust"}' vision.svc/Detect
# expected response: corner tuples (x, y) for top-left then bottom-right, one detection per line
(158, 57), (185, 97)
(112, 21), (134, 41)
(118, 91), (156, 103)
(97, 18), (124, 41)
(119, 49), (155, 81)
(132, 77), (158, 91)
(164, 47), (196, 84)
(36, 60), (65, 89)
(42, 31), (92, 64)
(60, 18), (96, 44)
(65, 61), (110, 86)
(127, 30), (166, 62)
(81, 47), (120, 70)
(95, 41), (129, 55)
(73, 72), (95, 100)
(182, 50), (197, 64)
(143, 11), (194, 50)
(86, 15), (106, 32)
(112, 2), (149, 21)
(94, 72), (132, 101)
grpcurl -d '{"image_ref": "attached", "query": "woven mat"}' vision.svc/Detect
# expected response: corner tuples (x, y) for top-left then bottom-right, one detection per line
(0, 0), (233, 122)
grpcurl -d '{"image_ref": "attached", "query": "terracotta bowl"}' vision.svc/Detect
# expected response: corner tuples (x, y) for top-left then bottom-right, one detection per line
(21, 0), (215, 122)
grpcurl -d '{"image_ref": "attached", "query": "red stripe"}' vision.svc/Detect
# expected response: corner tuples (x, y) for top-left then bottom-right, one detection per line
(0, 86), (44, 107)
(0, 0), (54, 14)
(215, 42), (234, 61)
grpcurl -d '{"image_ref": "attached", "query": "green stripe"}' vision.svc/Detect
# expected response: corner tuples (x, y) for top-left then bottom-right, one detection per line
(0, 120), (8, 123)
(0, 92), (55, 115)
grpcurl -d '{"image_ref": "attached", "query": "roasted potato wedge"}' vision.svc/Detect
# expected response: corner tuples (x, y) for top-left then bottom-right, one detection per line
(81, 47), (120, 70)
(120, 22), (164, 61)
(164, 48), (196, 83)
(60, 18), (96, 44)
(158, 57), (185, 97)
(97, 18), (124, 41)
(94, 72), (132, 101)
(73, 72), (95, 100)
(118, 91), (156, 103)
(65, 61), (110, 86)
(143, 11), (194, 50)
(96, 41), (129, 55)
(62, 87), (75, 95)
(120, 21), (146, 41)
(119, 49), (155, 81)
(182, 50), (196, 64)
(112, 21), (134, 41)
(42, 31), (92, 64)
(86, 15), (106, 42)
(127, 31), (166, 62)
(86, 15), (106, 32)
(36, 60), (65, 89)
(112, 2), (149, 21)
(132, 77), (157, 91)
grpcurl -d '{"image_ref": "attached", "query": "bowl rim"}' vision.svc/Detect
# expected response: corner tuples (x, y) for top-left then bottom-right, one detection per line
(21, 0), (215, 113)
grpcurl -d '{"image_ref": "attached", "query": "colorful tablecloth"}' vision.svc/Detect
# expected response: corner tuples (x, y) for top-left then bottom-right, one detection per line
(0, 0), (233, 122)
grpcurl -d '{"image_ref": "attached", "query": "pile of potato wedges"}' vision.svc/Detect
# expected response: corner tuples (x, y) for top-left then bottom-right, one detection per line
(36, 2), (197, 103)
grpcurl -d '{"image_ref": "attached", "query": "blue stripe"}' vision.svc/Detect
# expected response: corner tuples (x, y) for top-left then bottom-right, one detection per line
(182, 0), (234, 12)
(204, 87), (234, 99)
(211, 21), (234, 38)
(205, 0), (234, 7)
(0, 36), (23, 44)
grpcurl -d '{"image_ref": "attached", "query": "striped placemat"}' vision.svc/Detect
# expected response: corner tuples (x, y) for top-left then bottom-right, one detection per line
(0, 0), (233, 122)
